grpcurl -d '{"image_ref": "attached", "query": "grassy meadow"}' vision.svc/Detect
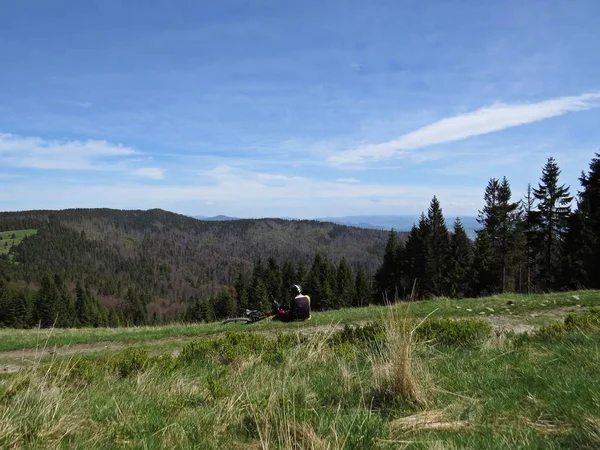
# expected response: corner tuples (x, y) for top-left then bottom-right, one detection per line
(0, 292), (599, 449)
(0, 290), (596, 353)
(0, 229), (37, 256)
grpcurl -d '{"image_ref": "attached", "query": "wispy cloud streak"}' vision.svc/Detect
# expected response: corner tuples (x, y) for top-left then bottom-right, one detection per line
(329, 93), (600, 165)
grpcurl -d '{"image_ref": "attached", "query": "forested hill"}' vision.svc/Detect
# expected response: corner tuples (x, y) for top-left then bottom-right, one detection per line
(0, 208), (394, 313)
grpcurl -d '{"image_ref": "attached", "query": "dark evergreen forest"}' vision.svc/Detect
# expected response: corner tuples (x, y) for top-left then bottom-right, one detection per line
(1, 153), (599, 328)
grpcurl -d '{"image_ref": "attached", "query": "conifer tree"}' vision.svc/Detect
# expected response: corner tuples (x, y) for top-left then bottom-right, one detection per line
(234, 272), (250, 314)
(569, 152), (600, 288)
(404, 215), (429, 299)
(423, 196), (450, 297)
(354, 266), (373, 307)
(532, 157), (573, 288)
(249, 274), (270, 312)
(374, 230), (400, 303)
(213, 288), (236, 319)
(335, 258), (355, 308)
(34, 274), (59, 328)
(265, 257), (283, 302)
(281, 260), (297, 296)
(448, 218), (474, 298)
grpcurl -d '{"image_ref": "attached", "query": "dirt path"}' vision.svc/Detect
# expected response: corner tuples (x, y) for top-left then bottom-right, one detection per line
(0, 306), (584, 374)
(479, 305), (583, 334)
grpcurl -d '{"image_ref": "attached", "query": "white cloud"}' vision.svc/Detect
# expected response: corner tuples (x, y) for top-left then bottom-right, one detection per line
(0, 133), (138, 170)
(329, 92), (600, 165)
(131, 167), (165, 179)
(336, 178), (360, 183)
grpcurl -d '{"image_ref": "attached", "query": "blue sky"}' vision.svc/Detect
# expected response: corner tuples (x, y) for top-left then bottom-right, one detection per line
(1, 0), (599, 218)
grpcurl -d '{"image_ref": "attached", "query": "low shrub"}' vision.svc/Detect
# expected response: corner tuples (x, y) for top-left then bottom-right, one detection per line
(414, 318), (491, 347)
(329, 322), (385, 350)
(111, 348), (150, 378)
(180, 332), (299, 365)
(533, 308), (600, 340)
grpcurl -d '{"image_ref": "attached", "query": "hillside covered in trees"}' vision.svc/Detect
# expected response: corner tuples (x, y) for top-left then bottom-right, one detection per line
(0, 209), (392, 326)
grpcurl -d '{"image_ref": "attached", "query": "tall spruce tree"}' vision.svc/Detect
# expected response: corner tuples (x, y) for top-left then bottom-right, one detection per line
(335, 258), (355, 308)
(374, 230), (400, 303)
(423, 196), (450, 298)
(520, 184), (540, 293)
(496, 178), (521, 291)
(234, 272), (250, 314)
(281, 260), (297, 296)
(34, 274), (59, 328)
(570, 152), (600, 288)
(213, 288), (236, 319)
(532, 157), (573, 288)
(448, 218), (474, 298)
(404, 215), (429, 299)
(475, 178), (520, 293)
(249, 268), (270, 312)
(265, 257), (283, 302)
(354, 266), (372, 307)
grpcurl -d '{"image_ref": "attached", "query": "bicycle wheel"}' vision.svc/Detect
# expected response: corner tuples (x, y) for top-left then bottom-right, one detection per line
(221, 317), (252, 324)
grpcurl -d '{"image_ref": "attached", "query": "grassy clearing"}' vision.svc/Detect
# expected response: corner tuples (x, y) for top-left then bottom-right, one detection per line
(0, 229), (37, 255)
(1, 290), (597, 353)
(1, 309), (599, 449)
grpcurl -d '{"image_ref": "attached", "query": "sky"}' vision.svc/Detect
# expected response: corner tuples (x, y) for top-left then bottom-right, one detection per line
(1, 0), (599, 219)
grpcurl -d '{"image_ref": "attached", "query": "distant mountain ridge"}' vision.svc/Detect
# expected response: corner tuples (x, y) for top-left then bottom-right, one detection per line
(315, 215), (479, 235)
(193, 214), (479, 235)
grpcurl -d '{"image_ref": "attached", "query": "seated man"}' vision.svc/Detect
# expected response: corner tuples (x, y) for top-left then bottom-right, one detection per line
(271, 284), (311, 322)
(291, 284), (311, 320)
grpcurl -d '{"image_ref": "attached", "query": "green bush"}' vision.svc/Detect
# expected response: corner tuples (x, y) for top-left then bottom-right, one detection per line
(329, 322), (385, 349)
(180, 332), (298, 365)
(111, 348), (150, 378)
(67, 359), (99, 384)
(533, 308), (600, 340)
(414, 318), (491, 347)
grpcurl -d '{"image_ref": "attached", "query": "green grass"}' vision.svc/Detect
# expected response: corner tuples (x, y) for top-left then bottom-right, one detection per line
(1, 290), (598, 353)
(1, 311), (599, 449)
(0, 229), (37, 255)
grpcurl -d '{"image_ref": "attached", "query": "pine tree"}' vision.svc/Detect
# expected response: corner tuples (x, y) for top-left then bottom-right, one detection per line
(569, 152), (600, 288)
(374, 230), (400, 303)
(404, 215), (429, 299)
(108, 308), (121, 327)
(496, 178), (521, 291)
(122, 288), (147, 326)
(281, 260), (297, 296)
(265, 257), (283, 302)
(249, 275), (270, 312)
(520, 184), (540, 293)
(532, 157), (573, 288)
(34, 274), (59, 328)
(423, 196), (450, 298)
(53, 274), (75, 328)
(335, 258), (355, 308)
(448, 218), (474, 298)
(213, 288), (236, 319)
(354, 266), (372, 307)
(234, 272), (250, 315)
(305, 253), (337, 310)
(0, 278), (9, 326)
(296, 260), (308, 286)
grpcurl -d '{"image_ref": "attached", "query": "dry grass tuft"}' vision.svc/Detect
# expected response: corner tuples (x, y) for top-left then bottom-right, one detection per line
(289, 422), (330, 450)
(371, 310), (432, 409)
(388, 410), (469, 431)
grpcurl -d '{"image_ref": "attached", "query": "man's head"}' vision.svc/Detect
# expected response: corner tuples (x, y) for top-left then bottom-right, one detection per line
(292, 284), (302, 296)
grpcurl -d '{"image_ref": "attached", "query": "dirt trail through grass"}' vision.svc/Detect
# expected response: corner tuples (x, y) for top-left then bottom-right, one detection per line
(0, 305), (584, 373)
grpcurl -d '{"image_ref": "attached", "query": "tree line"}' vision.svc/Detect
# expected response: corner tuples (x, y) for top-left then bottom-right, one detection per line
(185, 255), (372, 322)
(373, 154), (600, 301)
